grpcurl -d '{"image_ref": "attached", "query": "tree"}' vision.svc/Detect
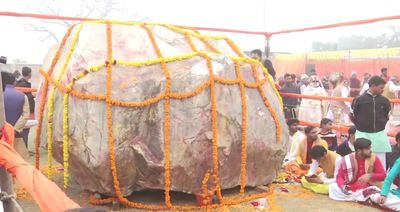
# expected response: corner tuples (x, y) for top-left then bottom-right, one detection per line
(312, 42), (338, 52)
(23, 0), (124, 43)
(11, 58), (28, 64)
(311, 26), (400, 51)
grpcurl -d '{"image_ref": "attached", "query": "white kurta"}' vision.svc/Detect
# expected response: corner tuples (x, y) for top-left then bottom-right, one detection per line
(298, 86), (328, 123)
(283, 131), (305, 166)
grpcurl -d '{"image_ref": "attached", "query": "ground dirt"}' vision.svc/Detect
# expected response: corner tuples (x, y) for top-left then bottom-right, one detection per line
(16, 130), (381, 212)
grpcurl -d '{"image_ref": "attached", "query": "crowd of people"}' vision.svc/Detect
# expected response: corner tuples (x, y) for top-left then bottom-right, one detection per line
(277, 67), (400, 126)
(249, 47), (400, 210)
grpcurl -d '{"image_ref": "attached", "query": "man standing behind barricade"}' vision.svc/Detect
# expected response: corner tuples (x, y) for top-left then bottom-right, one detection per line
(16, 67), (35, 148)
(382, 76), (400, 122)
(351, 76), (391, 170)
(381, 68), (390, 82)
(298, 75), (328, 123)
(327, 73), (351, 125)
(349, 71), (361, 98)
(360, 73), (372, 94)
(299, 74), (309, 94)
(262, 59), (276, 80)
(280, 73), (300, 119)
(250, 49), (262, 62)
(2, 71), (30, 160)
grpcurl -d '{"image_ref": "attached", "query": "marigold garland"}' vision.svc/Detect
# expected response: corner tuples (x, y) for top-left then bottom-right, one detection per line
(199, 37), (221, 54)
(142, 24), (173, 208)
(198, 52), (224, 203)
(35, 25), (76, 169)
(224, 38), (245, 57)
(62, 92), (69, 188)
(234, 61), (248, 195)
(38, 21), (285, 210)
(46, 24), (83, 179)
(250, 64), (282, 144)
(184, 32), (198, 52)
(89, 193), (115, 205)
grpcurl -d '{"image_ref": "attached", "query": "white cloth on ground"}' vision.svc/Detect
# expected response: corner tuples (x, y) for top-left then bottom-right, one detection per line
(370, 192), (400, 211)
(329, 183), (379, 202)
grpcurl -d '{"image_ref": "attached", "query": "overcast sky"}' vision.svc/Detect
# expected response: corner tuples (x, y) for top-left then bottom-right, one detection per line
(0, 0), (399, 63)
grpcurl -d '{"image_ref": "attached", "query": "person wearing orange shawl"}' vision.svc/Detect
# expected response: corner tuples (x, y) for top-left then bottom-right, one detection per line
(285, 126), (328, 181)
(0, 123), (80, 211)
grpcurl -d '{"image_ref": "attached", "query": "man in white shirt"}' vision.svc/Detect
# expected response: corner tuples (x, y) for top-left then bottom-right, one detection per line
(282, 119), (305, 166)
(383, 76), (400, 121)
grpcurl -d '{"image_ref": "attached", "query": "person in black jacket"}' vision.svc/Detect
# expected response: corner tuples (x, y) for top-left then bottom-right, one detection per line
(351, 75), (391, 169)
(336, 126), (356, 157)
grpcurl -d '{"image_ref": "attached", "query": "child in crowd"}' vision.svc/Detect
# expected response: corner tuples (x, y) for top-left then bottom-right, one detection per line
(319, 118), (338, 151)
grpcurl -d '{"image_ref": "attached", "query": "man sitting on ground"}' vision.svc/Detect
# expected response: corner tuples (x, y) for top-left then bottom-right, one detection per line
(285, 126), (328, 181)
(329, 138), (386, 202)
(336, 126), (357, 157)
(386, 132), (400, 170)
(319, 118), (338, 151)
(301, 145), (341, 194)
(282, 119), (305, 166)
(372, 157), (400, 211)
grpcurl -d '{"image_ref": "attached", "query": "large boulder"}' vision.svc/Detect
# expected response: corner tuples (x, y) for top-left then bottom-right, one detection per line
(39, 22), (289, 196)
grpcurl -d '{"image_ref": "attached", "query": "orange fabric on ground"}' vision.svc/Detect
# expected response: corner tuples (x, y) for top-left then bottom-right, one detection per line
(285, 162), (309, 177)
(0, 126), (80, 212)
(285, 162), (323, 180)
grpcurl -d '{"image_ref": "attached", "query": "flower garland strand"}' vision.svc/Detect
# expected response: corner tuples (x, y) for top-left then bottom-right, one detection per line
(35, 25), (76, 169)
(234, 61), (248, 194)
(198, 52), (224, 203)
(142, 24), (173, 208)
(184, 32), (198, 52)
(223, 38), (283, 109)
(199, 37), (221, 54)
(104, 23), (123, 202)
(46, 24), (83, 179)
(62, 92), (70, 188)
(62, 80), (79, 188)
(250, 64), (282, 144)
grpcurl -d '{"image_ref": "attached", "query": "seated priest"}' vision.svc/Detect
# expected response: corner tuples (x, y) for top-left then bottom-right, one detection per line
(285, 126), (328, 181)
(329, 138), (386, 202)
(301, 145), (341, 194)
